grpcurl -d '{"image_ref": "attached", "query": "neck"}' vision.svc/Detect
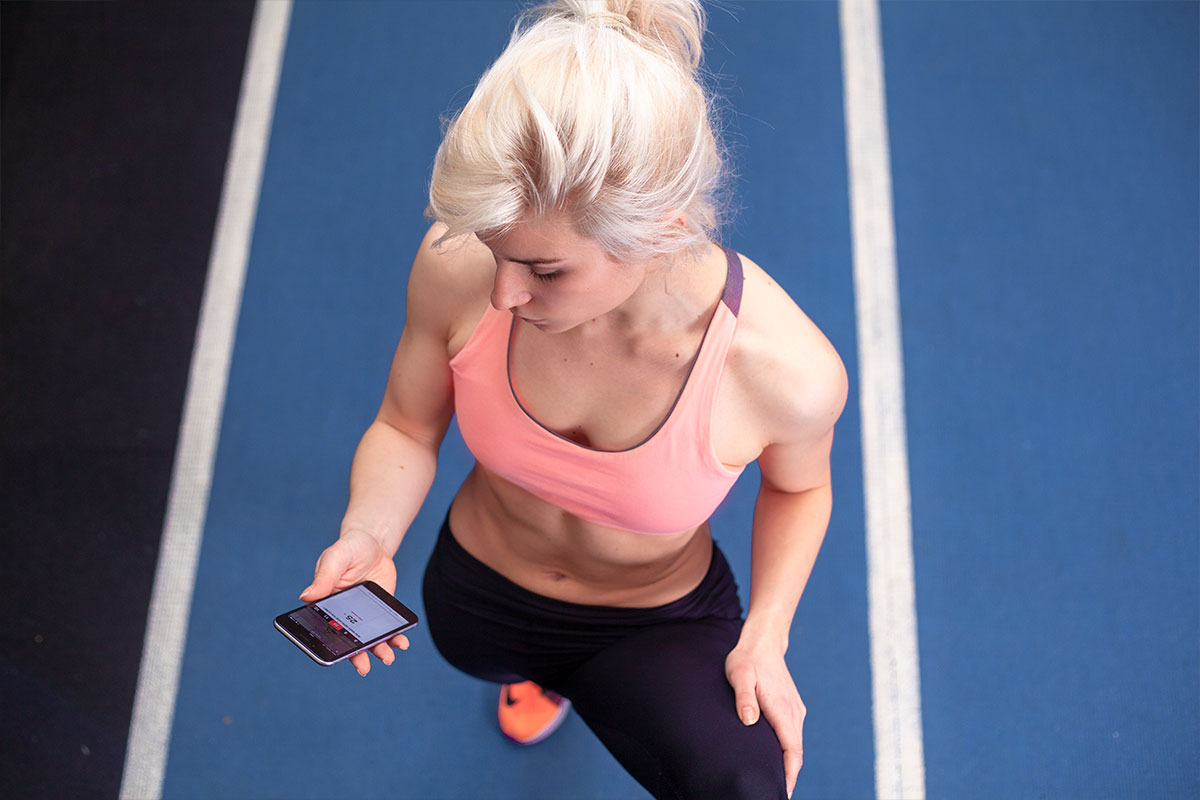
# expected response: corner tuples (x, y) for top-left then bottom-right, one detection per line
(583, 243), (725, 340)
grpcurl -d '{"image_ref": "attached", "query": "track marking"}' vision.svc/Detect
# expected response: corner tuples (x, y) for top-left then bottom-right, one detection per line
(119, 2), (292, 798)
(838, 0), (927, 797)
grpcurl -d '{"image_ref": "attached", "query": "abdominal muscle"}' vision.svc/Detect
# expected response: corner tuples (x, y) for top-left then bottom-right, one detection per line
(447, 464), (715, 608)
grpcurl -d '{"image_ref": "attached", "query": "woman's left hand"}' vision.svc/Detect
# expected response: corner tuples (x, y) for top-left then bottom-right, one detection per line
(725, 642), (806, 799)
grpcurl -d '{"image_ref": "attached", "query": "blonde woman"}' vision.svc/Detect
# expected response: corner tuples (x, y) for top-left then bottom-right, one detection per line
(300, 1), (846, 797)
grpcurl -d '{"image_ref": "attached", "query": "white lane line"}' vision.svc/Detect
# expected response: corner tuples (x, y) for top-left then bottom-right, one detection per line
(838, 0), (927, 798)
(119, 2), (292, 798)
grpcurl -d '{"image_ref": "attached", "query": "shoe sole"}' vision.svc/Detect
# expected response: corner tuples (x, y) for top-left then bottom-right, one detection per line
(504, 699), (572, 746)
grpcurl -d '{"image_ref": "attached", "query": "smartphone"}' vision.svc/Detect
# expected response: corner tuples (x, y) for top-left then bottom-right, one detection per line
(274, 581), (419, 666)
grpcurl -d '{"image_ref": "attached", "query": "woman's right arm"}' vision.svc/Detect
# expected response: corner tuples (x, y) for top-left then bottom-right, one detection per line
(299, 224), (477, 674)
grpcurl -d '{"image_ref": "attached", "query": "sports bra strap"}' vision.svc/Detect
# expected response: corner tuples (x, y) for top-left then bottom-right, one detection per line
(721, 246), (744, 316)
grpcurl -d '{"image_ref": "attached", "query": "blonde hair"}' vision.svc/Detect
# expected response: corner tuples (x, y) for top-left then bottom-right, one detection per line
(427, 0), (726, 263)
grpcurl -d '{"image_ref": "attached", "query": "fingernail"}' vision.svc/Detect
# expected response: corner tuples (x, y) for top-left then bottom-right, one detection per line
(742, 708), (755, 725)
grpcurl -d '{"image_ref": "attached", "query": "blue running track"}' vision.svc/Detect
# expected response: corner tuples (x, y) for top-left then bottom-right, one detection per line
(154, 2), (1197, 798)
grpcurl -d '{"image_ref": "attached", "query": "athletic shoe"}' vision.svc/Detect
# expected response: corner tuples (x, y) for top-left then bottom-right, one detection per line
(498, 681), (571, 745)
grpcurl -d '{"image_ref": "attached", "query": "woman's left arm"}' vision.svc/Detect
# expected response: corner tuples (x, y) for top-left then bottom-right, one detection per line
(724, 333), (847, 799)
(725, 467), (831, 798)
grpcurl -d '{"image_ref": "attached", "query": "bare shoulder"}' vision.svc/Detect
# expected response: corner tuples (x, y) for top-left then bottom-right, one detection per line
(407, 223), (495, 349)
(728, 252), (848, 445)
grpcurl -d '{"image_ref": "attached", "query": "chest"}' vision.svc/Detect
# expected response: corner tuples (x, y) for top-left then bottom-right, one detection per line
(508, 322), (704, 451)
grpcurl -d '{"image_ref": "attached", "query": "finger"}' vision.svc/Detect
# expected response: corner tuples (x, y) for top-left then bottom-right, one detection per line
(783, 745), (803, 798)
(771, 722), (803, 798)
(389, 634), (411, 651)
(727, 663), (760, 726)
(372, 640), (395, 666)
(772, 704), (806, 797)
(301, 548), (348, 602)
(349, 650), (371, 676)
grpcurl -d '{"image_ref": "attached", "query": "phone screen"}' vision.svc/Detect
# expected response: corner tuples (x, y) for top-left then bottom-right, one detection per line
(275, 582), (418, 664)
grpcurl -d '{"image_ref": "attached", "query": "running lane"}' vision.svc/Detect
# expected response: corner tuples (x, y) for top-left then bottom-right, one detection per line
(882, 2), (1199, 797)
(161, 3), (870, 799)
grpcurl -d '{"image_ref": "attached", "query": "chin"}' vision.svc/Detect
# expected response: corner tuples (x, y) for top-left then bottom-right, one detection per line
(521, 316), (573, 334)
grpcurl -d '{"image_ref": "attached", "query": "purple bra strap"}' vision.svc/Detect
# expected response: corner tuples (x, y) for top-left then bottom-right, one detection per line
(720, 245), (744, 317)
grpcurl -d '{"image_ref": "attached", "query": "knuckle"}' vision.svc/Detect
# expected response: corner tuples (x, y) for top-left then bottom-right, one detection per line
(730, 668), (756, 688)
(728, 659), (752, 676)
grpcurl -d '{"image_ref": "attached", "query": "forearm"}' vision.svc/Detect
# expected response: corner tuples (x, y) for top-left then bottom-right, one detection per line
(739, 482), (833, 653)
(339, 418), (440, 557)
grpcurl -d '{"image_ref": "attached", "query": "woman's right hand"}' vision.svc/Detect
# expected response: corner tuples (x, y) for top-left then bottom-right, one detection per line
(299, 529), (410, 676)
(295, 223), (469, 676)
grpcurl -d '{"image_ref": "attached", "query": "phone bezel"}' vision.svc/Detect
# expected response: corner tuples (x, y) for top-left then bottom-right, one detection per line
(273, 581), (419, 666)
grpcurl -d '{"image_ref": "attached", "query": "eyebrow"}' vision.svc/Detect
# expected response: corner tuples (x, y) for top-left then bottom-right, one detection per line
(501, 255), (564, 267)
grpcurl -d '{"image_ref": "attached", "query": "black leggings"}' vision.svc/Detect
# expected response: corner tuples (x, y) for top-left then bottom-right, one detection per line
(421, 513), (787, 800)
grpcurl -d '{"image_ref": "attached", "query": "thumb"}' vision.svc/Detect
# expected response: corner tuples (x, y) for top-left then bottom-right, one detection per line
(300, 547), (349, 602)
(728, 663), (761, 726)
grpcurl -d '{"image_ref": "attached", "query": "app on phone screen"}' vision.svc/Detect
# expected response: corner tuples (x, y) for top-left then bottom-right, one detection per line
(284, 584), (406, 658)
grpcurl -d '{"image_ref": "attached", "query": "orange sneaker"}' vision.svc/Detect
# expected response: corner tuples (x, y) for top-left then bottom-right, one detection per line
(498, 681), (571, 745)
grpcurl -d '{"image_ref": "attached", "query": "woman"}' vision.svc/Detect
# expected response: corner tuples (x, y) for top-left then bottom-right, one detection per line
(299, 1), (846, 797)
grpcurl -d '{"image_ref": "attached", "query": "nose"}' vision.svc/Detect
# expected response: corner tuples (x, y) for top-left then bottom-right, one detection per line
(490, 262), (533, 312)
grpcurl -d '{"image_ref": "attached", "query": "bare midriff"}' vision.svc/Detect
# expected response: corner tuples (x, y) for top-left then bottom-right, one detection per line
(448, 465), (715, 609)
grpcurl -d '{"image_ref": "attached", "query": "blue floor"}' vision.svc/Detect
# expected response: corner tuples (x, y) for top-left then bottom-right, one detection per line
(162, 2), (1197, 798)
(883, 3), (1198, 796)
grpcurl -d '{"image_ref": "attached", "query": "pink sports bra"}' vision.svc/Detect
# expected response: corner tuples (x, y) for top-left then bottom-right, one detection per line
(449, 246), (746, 535)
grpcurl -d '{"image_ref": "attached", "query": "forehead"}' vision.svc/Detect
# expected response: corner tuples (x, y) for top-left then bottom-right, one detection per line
(479, 211), (610, 263)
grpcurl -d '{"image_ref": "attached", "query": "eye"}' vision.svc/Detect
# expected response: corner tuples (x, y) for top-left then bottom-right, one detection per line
(529, 268), (562, 283)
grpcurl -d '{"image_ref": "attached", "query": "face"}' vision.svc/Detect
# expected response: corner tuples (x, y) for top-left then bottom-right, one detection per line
(479, 212), (647, 334)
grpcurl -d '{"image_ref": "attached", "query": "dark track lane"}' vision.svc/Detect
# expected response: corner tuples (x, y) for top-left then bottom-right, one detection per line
(0, 3), (254, 797)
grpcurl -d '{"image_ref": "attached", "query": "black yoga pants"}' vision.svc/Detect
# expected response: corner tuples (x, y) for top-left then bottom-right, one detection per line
(421, 513), (788, 800)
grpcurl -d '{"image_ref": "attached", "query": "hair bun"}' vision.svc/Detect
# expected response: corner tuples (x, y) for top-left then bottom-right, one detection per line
(540, 0), (705, 72)
(429, 0), (725, 262)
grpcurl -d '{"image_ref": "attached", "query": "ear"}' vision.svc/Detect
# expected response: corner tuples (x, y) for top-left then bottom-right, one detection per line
(661, 208), (688, 229)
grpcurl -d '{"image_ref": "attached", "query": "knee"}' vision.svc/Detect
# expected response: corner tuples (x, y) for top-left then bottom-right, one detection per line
(673, 753), (786, 800)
